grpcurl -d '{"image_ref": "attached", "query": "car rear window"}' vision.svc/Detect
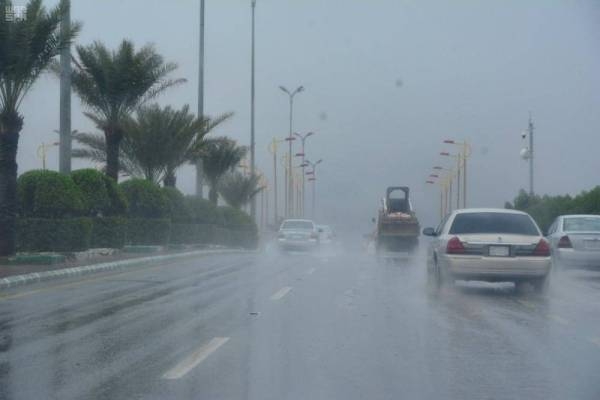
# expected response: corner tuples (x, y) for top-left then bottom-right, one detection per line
(449, 213), (539, 236)
(282, 221), (314, 230)
(563, 217), (600, 232)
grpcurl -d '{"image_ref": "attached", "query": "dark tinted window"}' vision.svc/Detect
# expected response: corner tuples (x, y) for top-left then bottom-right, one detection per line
(449, 213), (539, 235)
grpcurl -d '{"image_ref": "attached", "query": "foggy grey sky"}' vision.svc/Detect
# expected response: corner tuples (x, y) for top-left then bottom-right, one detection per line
(17, 0), (600, 230)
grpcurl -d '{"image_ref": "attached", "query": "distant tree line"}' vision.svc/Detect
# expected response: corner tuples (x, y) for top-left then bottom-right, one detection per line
(505, 187), (600, 232)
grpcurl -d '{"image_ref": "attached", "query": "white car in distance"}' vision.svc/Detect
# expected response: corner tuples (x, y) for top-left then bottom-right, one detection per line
(277, 219), (320, 251)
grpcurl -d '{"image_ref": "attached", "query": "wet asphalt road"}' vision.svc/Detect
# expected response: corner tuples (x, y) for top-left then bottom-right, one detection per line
(0, 243), (599, 400)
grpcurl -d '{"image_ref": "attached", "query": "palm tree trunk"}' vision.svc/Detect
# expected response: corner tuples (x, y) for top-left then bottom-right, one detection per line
(209, 186), (218, 205)
(0, 112), (24, 256)
(163, 170), (177, 187)
(105, 130), (122, 181)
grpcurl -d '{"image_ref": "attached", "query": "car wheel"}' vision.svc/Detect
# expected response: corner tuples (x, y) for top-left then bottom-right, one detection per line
(428, 260), (444, 290)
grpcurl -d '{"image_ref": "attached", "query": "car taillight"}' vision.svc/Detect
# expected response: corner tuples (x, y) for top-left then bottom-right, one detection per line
(533, 238), (551, 256)
(446, 236), (465, 254)
(558, 235), (572, 249)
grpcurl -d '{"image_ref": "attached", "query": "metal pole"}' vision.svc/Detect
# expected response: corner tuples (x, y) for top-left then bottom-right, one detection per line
(312, 178), (316, 219)
(59, 0), (71, 174)
(272, 140), (278, 224)
(448, 178), (453, 213)
(196, 0), (205, 196)
(283, 154), (288, 218)
(528, 114), (534, 195)
(463, 142), (467, 208)
(288, 97), (293, 217)
(250, 0), (257, 219)
(301, 138), (306, 216)
(440, 187), (443, 220)
(456, 154), (461, 209)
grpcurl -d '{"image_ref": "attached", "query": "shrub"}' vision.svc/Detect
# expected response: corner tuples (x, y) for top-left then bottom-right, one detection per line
(125, 218), (171, 245)
(16, 218), (92, 252)
(216, 206), (254, 227)
(120, 179), (168, 218)
(91, 217), (127, 248)
(185, 195), (218, 224)
(103, 175), (128, 216)
(163, 187), (192, 222)
(17, 170), (84, 218)
(215, 206), (258, 248)
(71, 169), (110, 216)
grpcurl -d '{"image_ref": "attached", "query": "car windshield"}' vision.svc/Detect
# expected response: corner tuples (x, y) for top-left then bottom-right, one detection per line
(563, 217), (600, 232)
(449, 212), (539, 235)
(281, 221), (314, 230)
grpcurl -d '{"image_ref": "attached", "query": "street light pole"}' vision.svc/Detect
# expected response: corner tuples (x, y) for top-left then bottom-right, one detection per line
(294, 131), (314, 217)
(528, 115), (534, 195)
(196, 0), (206, 197)
(268, 138), (284, 225)
(279, 85), (304, 217)
(250, 0), (257, 220)
(306, 159), (322, 219)
(59, 0), (71, 174)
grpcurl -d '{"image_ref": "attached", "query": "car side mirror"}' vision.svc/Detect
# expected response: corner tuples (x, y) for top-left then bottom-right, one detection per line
(422, 227), (437, 237)
(371, 217), (376, 223)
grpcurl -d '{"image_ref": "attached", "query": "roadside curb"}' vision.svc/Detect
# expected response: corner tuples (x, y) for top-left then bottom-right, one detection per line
(0, 248), (251, 292)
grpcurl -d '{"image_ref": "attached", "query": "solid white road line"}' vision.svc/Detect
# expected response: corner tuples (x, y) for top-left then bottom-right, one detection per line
(307, 268), (316, 275)
(163, 337), (230, 380)
(271, 286), (292, 300)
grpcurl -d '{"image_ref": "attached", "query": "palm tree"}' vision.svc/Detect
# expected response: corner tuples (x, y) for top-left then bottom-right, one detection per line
(218, 171), (263, 209)
(125, 104), (232, 187)
(69, 40), (185, 181)
(72, 105), (233, 186)
(0, 0), (79, 256)
(199, 137), (247, 205)
(71, 131), (143, 178)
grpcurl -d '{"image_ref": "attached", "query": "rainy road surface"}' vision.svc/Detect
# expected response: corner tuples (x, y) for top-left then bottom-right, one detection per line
(1, 243), (599, 400)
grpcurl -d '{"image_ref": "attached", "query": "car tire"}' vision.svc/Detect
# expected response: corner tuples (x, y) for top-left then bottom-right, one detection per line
(428, 260), (444, 291)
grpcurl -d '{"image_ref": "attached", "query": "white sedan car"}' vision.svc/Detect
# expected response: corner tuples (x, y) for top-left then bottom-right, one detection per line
(422, 208), (551, 292)
(546, 214), (600, 269)
(277, 219), (319, 251)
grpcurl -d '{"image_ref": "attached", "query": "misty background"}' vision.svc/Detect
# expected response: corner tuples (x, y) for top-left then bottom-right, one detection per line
(16, 0), (600, 232)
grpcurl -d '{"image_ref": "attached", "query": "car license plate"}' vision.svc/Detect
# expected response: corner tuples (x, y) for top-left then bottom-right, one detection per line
(489, 245), (510, 257)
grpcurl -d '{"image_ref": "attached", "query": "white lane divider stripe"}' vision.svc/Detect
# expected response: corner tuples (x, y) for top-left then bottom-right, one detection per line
(163, 337), (230, 380)
(271, 286), (292, 300)
(307, 268), (316, 275)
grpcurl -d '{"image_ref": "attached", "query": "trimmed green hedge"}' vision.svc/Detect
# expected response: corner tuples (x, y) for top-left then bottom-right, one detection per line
(72, 169), (128, 216)
(120, 179), (169, 218)
(185, 196), (218, 224)
(163, 187), (192, 223)
(125, 218), (171, 245)
(18, 170), (84, 218)
(91, 217), (127, 248)
(17, 218), (92, 252)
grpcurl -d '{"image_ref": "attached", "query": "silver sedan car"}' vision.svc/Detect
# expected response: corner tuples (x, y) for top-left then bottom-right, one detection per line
(546, 214), (600, 269)
(277, 219), (319, 251)
(422, 208), (551, 292)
